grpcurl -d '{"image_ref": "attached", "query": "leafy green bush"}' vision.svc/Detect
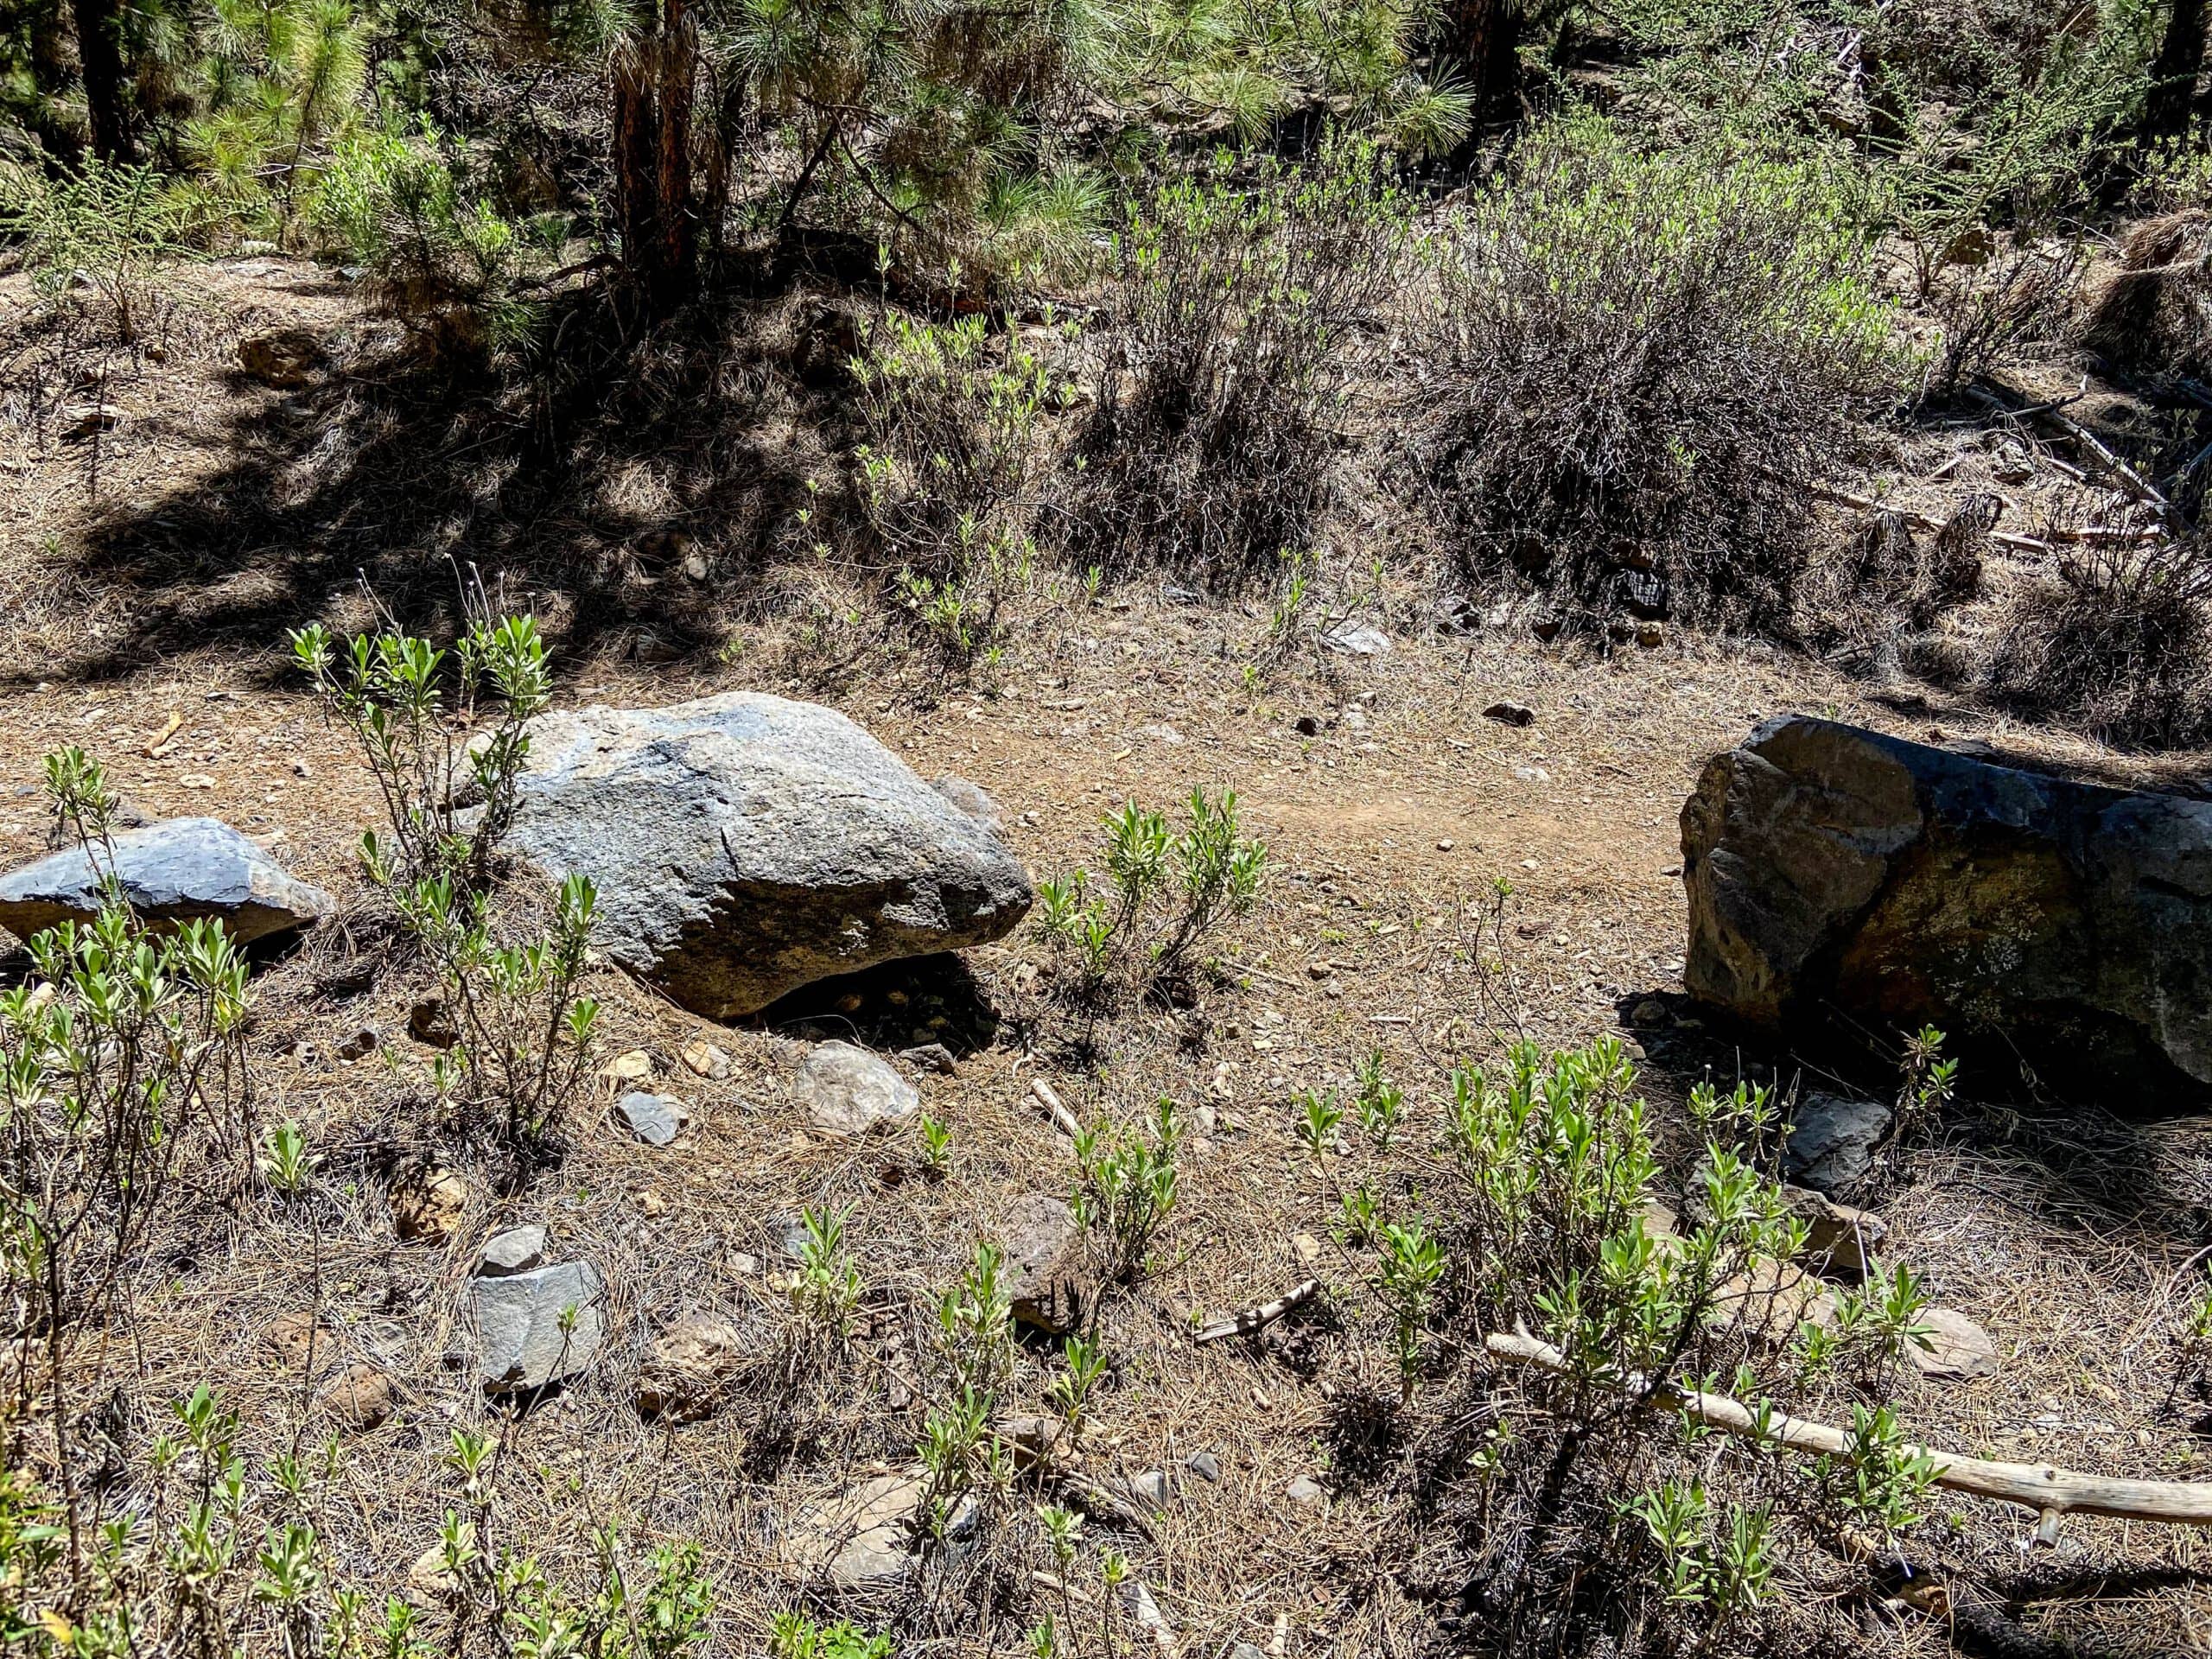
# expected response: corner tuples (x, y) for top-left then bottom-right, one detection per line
(772, 1613), (893, 1659)
(1418, 118), (1904, 631)
(1036, 789), (1267, 999)
(0, 156), (189, 342)
(1070, 144), (1411, 582)
(310, 123), (562, 351)
(294, 611), (602, 1155)
(1072, 1097), (1182, 1282)
(855, 305), (1077, 669)
(290, 610), (550, 893)
(3, 750), (253, 1402)
(398, 870), (601, 1154)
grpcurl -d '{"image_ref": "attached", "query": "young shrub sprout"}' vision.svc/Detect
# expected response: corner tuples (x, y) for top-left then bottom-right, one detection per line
(1071, 1098), (1182, 1281)
(1036, 789), (1265, 1001)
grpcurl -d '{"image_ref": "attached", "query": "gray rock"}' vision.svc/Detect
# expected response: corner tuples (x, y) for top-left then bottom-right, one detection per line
(1120, 1580), (1173, 1639)
(1782, 1092), (1891, 1195)
(1185, 1452), (1222, 1484)
(1285, 1474), (1327, 1505)
(795, 1040), (918, 1135)
(898, 1041), (958, 1075)
(1781, 1185), (1886, 1281)
(999, 1193), (1086, 1332)
(493, 694), (1032, 1017)
(472, 1261), (604, 1392)
(479, 1225), (547, 1277)
(1322, 622), (1392, 657)
(1910, 1306), (1999, 1380)
(1231, 1645), (1268, 1659)
(1126, 1468), (1172, 1510)
(0, 817), (331, 946)
(1682, 715), (2212, 1108)
(616, 1090), (682, 1147)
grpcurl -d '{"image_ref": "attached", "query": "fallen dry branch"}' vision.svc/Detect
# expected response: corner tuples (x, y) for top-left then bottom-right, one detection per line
(1030, 1077), (1080, 1138)
(1195, 1280), (1319, 1343)
(1484, 1331), (2212, 1525)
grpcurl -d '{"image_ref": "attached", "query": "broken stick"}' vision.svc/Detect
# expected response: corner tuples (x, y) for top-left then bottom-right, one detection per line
(1484, 1330), (2212, 1525)
(1031, 1077), (1080, 1138)
(1196, 1280), (1319, 1344)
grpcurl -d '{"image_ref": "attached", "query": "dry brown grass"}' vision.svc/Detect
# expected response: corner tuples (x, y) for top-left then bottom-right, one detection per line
(4, 250), (2212, 1659)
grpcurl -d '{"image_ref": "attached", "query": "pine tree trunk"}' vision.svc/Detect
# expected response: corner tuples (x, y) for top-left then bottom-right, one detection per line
(2146, 0), (2209, 147)
(1440, 0), (1523, 105)
(611, 0), (699, 316)
(68, 0), (132, 164)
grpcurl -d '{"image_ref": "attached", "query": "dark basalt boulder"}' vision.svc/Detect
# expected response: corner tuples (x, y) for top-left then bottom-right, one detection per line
(1681, 715), (2212, 1108)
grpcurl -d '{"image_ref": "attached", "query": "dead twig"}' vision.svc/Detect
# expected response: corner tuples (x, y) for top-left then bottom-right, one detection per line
(1030, 1077), (1079, 1138)
(1485, 1330), (2212, 1524)
(1196, 1280), (1318, 1344)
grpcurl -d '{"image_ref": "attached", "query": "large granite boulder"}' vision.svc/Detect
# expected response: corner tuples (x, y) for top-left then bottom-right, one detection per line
(496, 694), (1031, 1017)
(1681, 715), (2212, 1107)
(0, 817), (331, 946)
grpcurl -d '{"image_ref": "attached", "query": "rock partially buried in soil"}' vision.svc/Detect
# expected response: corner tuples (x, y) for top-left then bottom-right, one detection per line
(1781, 1185), (1886, 1281)
(793, 1040), (918, 1135)
(616, 1090), (682, 1146)
(1782, 1092), (1892, 1196)
(391, 1166), (471, 1243)
(0, 817), (331, 947)
(237, 327), (327, 388)
(1910, 1306), (1999, 1381)
(635, 1311), (744, 1421)
(321, 1363), (396, 1433)
(787, 1470), (953, 1592)
(997, 1193), (1086, 1333)
(472, 1260), (605, 1393)
(1682, 715), (2212, 1107)
(491, 693), (1032, 1017)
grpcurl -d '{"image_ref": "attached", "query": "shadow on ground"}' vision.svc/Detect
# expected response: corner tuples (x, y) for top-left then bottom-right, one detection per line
(1611, 988), (2209, 1247)
(22, 272), (849, 690)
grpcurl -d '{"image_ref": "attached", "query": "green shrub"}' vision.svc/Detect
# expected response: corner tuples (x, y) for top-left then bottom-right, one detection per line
(290, 610), (550, 893)
(310, 123), (562, 351)
(1069, 143), (1411, 582)
(2, 750), (253, 1391)
(1036, 789), (1267, 1000)
(1418, 118), (1904, 631)
(1072, 1097), (1182, 1281)
(854, 305), (1077, 670)
(0, 156), (189, 342)
(398, 870), (601, 1156)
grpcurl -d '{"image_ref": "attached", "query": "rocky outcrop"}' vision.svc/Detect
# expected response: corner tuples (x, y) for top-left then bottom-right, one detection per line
(0, 817), (331, 946)
(494, 694), (1032, 1017)
(1681, 716), (2212, 1108)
